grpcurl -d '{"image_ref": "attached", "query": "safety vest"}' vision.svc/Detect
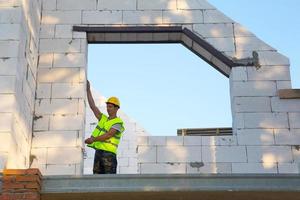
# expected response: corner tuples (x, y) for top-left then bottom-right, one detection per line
(87, 114), (124, 154)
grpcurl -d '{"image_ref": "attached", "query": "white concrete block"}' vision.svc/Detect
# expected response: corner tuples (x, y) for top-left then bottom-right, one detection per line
(140, 163), (186, 174)
(289, 113), (300, 129)
(57, 0), (96, 10)
(231, 81), (277, 97)
(39, 39), (81, 53)
(292, 146), (300, 162)
(247, 66), (290, 81)
(148, 136), (166, 145)
(0, 0), (20, 7)
(36, 83), (51, 98)
(0, 132), (12, 151)
(274, 130), (300, 145)
(203, 10), (233, 23)
(0, 76), (15, 94)
(247, 146), (293, 163)
(30, 148), (47, 166)
(52, 83), (84, 98)
(117, 157), (129, 167)
(32, 131), (78, 148)
(0, 7), (21, 23)
(166, 136), (183, 146)
(233, 113), (244, 129)
(138, 0), (176, 10)
(234, 23), (255, 37)
(55, 25), (72, 38)
(35, 99), (79, 115)
(137, 145), (156, 163)
(33, 115), (50, 131)
(235, 37), (275, 51)
(42, 0), (56, 10)
(206, 37), (235, 52)
(183, 136), (202, 146)
(193, 23), (233, 38)
(163, 10), (203, 23)
(202, 146), (247, 162)
(244, 113), (289, 129)
(187, 162), (232, 174)
(0, 113), (12, 131)
(53, 53), (86, 67)
(38, 54), (53, 68)
(50, 114), (83, 130)
(0, 58), (17, 75)
(42, 164), (76, 175)
(47, 147), (82, 164)
(232, 163), (277, 174)
(272, 97), (300, 112)
(278, 163), (299, 174)
(276, 81), (292, 90)
(0, 94), (15, 112)
(258, 51), (290, 66)
(42, 11), (82, 24)
(237, 129), (274, 145)
(177, 0), (215, 9)
(229, 67), (247, 81)
(40, 25), (55, 38)
(98, 0), (136, 10)
(37, 68), (82, 83)
(137, 136), (148, 145)
(118, 166), (138, 174)
(0, 24), (20, 40)
(233, 97), (271, 112)
(123, 11), (162, 24)
(82, 11), (122, 24)
(157, 146), (201, 162)
(202, 135), (237, 146)
(0, 41), (19, 57)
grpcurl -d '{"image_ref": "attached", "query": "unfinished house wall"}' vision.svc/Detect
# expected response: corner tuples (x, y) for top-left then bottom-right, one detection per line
(0, 0), (299, 175)
(0, 0), (42, 169)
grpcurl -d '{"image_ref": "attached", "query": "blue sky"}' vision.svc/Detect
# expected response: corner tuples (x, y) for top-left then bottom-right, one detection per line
(88, 1), (300, 136)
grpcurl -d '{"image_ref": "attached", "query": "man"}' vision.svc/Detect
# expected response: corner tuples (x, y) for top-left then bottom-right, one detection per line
(85, 80), (125, 174)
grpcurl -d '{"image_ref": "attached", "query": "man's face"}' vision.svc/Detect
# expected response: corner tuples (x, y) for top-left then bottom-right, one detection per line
(106, 103), (118, 116)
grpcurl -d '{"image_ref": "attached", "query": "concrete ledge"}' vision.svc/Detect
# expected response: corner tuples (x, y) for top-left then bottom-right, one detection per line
(279, 89), (300, 99)
(41, 174), (300, 199)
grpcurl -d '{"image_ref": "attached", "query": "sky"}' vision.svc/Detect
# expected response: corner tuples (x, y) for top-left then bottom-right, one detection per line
(88, 0), (300, 136)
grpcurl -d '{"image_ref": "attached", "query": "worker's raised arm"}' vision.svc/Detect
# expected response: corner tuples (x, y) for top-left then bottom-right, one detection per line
(86, 80), (102, 120)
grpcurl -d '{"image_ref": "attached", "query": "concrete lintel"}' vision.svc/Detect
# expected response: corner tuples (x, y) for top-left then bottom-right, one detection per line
(278, 89), (300, 99)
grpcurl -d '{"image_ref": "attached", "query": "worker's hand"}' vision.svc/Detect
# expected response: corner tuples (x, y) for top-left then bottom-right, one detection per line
(87, 80), (90, 91)
(85, 137), (94, 144)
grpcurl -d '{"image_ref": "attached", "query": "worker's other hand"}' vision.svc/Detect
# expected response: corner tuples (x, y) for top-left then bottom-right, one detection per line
(85, 137), (94, 144)
(87, 80), (90, 90)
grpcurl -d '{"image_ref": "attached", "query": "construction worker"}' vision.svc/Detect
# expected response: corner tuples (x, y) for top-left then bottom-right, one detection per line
(84, 80), (125, 174)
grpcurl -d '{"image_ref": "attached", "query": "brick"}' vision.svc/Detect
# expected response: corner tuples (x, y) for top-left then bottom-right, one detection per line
(0, 94), (15, 112)
(235, 36), (274, 51)
(39, 39), (81, 53)
(232, 97), (271, 112)
(53, 53), (86, 67)
(244, 113), (289, 129)
(137, 146), (156, 163)
(37, 68), (82, 83)
(187, 162), (232, 174)
(82, 11), (122, 24)
(47, 147), (82, 164)
(157, 146), (201, 162)
(232, 163), (277, 173)
(0, 41), (19, 57)
(177, 0), (215, 9)
(0, 24), (20, 40)
(289, 113), (300, 129)
(138, 0), (176, 10)
(247, 66), (290, 81)
(258, 51), (290, 66)
(183, 136), (202, 145)
(231, 81), (277, 97)
(42, 11), (82, 24)
(203, 10), (233, 23)
(206, 37), (235, 52)
(163, 10), (203, 23)
(0, 113), (12, 131)
(35, 99), (79, 115)
(202, 146), (247, 162)
(0, 7), (21, 23)
(98, 0), (136, 10)
(193, 23), (233, 38)
(140, 163), (186, 174)
(0, 58), (17, 75)
(123, 11), (162, 24)
(271, 97), (300, 112)
(49, 114), (83, 130)
(237, 129), (274, 145)
(38, 53), (53, 68)
(32, 131), (78, 148)
(57, 0), (96, 10)
(247, 146), (293, 163)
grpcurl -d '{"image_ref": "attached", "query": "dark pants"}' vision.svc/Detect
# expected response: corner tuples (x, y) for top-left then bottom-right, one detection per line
(93, 149), (117, 174)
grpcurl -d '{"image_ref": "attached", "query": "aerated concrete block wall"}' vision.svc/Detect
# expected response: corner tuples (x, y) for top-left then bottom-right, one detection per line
(0, 0), (300, 175)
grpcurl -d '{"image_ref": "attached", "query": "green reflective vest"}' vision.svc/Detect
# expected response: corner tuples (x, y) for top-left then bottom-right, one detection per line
(87, 114), (124, 154)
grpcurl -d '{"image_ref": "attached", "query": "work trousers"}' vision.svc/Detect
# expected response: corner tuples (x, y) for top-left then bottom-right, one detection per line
(93, 149), (117, 174)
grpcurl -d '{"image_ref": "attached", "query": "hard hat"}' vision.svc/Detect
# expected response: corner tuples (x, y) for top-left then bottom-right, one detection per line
(106, 96), (120, 107)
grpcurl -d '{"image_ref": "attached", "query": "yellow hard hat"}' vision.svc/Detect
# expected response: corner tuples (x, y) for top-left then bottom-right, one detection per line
(106, 96), (120, 107)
